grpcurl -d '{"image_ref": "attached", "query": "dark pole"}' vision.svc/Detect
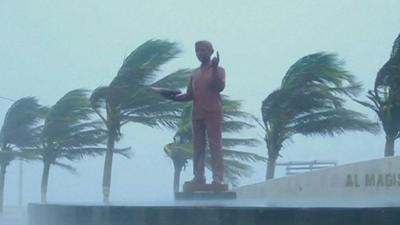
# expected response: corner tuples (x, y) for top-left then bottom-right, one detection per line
(18, 160), (23, 206)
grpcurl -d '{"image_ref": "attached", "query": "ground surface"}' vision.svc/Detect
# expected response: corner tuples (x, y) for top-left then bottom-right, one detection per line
(0, 207), (28, 225)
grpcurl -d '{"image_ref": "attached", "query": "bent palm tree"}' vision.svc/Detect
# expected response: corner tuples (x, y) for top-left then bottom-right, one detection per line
(0, 97), (45, 212)
(90, 40), (189, 203)
(357, 33), (400, 156)
(164, 97), (264, 192)
(261, 53), (378, 180)
(38, 89), (109, 203)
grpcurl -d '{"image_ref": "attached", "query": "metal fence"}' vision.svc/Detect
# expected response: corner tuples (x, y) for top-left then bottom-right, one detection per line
(276, 160), (338, 175)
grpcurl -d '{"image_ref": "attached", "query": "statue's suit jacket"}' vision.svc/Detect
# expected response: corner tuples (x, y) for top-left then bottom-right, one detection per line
(178, 66), (225, 119)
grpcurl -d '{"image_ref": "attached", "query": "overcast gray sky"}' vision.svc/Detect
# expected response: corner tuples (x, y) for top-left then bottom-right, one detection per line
(1, 0), (400, 204)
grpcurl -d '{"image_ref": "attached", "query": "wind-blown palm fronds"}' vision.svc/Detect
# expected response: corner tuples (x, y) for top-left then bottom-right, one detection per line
(262, 52), (378, 180)
(0, 97), (45, 212)
(357, 33), (400, 156)
(37, 89), (109, 203)
(90, 40), (190, 203)
(375, 33), (400, 88)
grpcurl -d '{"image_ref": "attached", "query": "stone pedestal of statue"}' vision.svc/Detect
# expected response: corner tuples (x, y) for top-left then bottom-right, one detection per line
(183, 181), (228, 192)
(175, 182), (236, 200)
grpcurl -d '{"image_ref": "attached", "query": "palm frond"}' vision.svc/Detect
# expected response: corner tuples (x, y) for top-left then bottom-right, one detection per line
(164, 143), (193, 160)
(0, 97), (46, 148)
(222, 149), (266, 162)
(40, 89), (106, 165)
(282, 52), (360, 97)
(109, 40), (181, 105)
(375, 33), (400, 88)
(114, 147), (132, 158)
(261, 52), (376, 174)
(52, 161), (77, 173)
(290, 108), (380, 136)
(56, 127), (107, 148)
(151, 69), (191, 89)
(352, 97), (379, 114)
(375, 57), (400, 88)
(222, 138), (261, 148)
(89, 86), (109, 123)
(60, 147), (106, 161)
(223, 121), (254, 133)
(0, 150), (17, 164)
(210, 158), (252, 187)
(43, 89), (93, 142)
(391, 33), (400, 58)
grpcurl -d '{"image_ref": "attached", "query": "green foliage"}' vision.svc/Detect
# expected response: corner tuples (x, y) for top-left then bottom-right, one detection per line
(90, 40), (190, 139)
(0, 96), (47, 209)
(262, 52), (378, 164)
(391, 33), (400, 58)
(90, 40), (190, 202)
(39, 89), (107, 165)
(0, 97), (46, 149)
(357, 33), (400, 147)
(0, 97), (46, 164)
(357, 90), (400, 139)
(375, 33), (400, 88)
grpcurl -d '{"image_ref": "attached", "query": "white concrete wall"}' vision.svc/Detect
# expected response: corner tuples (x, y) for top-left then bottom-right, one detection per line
(236, 157), (400, 204)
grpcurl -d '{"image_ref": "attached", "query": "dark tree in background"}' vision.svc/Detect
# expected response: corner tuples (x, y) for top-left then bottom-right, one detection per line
(357, 33), (400, 156)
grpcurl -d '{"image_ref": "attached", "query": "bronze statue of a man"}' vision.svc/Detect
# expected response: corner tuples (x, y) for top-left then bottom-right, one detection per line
(173, 41), (226, 188)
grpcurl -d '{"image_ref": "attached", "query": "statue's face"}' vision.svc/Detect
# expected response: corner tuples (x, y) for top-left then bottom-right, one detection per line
(195, 43), (213, 63)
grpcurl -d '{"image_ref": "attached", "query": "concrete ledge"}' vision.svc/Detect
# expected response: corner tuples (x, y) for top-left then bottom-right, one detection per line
(28, 203), (400, 225)
(175, 191), (236, 200)
(236, 157), (400, 201)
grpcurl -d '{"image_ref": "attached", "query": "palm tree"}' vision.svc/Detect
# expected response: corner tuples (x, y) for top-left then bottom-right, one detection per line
(0, 97), (45, 212)
(37, 89), (109, 203)
(164, 97), (264, 192)
(261, 53), (379, 180)
(90, 40), (190, 203)
(356, 33), (400, 156)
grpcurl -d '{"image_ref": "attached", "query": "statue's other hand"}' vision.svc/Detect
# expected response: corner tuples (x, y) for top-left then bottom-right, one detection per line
(161, 92), (176, 100)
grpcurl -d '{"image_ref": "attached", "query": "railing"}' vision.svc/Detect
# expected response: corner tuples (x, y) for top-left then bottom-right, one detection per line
(276, 160), (338, 175)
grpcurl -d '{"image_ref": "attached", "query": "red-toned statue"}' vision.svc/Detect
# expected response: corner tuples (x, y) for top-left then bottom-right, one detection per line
(173, 41), (227, 191)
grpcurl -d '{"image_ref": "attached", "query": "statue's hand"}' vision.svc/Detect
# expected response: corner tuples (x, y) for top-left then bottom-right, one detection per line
(211, 51), (219, 69)
(161, 92), (176, 100)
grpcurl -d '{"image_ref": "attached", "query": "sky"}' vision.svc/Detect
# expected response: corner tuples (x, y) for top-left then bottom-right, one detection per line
(0, 0), (400, 205)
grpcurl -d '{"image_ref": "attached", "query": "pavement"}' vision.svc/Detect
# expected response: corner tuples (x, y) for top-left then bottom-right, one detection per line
(0, 207), (28, 225)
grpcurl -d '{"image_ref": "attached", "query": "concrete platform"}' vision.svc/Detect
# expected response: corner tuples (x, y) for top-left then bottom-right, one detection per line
(28, 200), (400, 225)
(28, 157), (400, 225)
(236, 157), (400, 201)
(175, 191), (236, 200)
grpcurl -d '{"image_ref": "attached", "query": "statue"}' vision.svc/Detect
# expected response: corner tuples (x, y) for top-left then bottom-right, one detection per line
(163, 41), (227, 191)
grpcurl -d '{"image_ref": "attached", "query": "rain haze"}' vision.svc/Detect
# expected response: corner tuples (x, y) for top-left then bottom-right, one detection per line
(1, 0), (400, 209)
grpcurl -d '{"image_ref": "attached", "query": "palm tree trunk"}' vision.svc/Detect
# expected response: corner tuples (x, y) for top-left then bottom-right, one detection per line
(0, 163), (7, 213)
(102, 134), (115, 204)
(41, 162), (51, 203)
(384, 135), (396, 157)
(266, 157), (276, 180)
(173, 162), (183, 193)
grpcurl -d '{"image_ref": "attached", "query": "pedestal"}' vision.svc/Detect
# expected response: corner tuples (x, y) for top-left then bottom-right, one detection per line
(175, 191), (237, 200)
(182, 182), (228, 192)
(28, 203), (400, 225)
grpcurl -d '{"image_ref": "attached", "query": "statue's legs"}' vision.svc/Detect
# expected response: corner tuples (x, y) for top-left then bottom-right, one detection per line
(192, 119), (206, 183)
(206, 117), (223, 184)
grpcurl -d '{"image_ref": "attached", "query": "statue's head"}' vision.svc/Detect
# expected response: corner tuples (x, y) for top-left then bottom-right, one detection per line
(195, 41), (214, 63)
